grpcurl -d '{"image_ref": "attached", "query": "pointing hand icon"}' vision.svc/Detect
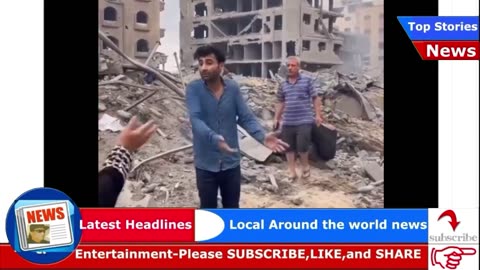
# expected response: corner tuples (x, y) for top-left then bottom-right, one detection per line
(431, 246), (477, 269)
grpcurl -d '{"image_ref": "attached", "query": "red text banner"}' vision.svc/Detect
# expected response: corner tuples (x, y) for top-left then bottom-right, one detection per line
(413, 41), (480, 60)
(79, 208), (195, 242)
(0, 244), (428, 269)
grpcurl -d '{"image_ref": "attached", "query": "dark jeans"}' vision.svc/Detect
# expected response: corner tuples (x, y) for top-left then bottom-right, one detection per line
(195, 166), (241, 208)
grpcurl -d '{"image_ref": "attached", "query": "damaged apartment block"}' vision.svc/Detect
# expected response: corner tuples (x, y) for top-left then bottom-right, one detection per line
(179, 0), (344, 78)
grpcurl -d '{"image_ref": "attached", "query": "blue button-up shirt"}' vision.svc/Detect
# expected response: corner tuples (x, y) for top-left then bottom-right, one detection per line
(186, 78), (266, 172)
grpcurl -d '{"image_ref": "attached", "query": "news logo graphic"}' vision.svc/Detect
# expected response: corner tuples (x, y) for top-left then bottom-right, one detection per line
(5, 187), (82, 264)
(397, 16), (479, 60)
(428, 209), (479, 270)
(15, 201), (74, 251)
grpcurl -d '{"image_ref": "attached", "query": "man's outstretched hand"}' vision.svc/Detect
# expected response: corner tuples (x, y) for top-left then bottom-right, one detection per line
(217, 135), (239, 154)
(118, 116), (157, 152)
(264, 132), (289, 153)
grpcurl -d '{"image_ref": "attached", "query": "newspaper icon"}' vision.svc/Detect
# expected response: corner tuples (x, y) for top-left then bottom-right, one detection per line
(15, 201), (74, 251)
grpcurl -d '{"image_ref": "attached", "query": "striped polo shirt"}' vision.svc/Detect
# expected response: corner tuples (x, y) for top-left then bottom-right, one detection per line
(276, 74), (316, 126)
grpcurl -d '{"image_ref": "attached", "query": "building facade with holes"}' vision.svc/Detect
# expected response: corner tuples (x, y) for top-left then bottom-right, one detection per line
(179, 0), (345, 78)
(334, 0), (383, 70)
(98, 0), (166, 61)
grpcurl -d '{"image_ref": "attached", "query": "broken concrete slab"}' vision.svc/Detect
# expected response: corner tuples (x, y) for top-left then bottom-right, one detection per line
(344, 82), (377, 120)
(239, 135), (272, 163)
(99, 114), (123, 132)
(362, 161), (384, 183)
(334, 94), (364, 118)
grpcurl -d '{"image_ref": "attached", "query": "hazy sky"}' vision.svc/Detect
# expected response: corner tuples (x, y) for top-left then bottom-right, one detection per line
(160, 0), (180, 72)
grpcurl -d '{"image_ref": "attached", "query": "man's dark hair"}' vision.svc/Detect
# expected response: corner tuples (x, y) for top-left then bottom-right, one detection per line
(193, 45), (226, 63)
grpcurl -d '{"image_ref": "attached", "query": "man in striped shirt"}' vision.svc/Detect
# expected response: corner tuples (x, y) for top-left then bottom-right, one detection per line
(274, 56), (324, 180)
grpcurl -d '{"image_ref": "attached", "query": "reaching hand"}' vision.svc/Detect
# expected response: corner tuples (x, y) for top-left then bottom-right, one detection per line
(264, 132), (289, 153)
(118, 116), (157, 152)
(217, 136), (238, 154)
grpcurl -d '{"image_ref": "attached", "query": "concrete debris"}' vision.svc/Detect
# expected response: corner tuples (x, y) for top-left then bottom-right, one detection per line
(116, 110), (132, 120)
(363, 161), (384, 183)
(99, 114), (123, 132)
(98, 103), (107, 112)
(268, 174), (279, 192)
(99, 50), (123, 75)
(354, 185), (375, 193)
(98, 35), (383, 209)
(286, 67), (383, 122)
(115, 186), (155, 208)
(238, 134), (272, 162)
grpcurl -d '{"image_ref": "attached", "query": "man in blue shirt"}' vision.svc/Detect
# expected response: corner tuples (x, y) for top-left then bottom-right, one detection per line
(274, 56), (324, 181)
(186, 45), (289, 208)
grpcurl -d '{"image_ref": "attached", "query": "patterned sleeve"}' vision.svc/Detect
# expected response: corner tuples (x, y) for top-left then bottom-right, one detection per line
(101, 145), (133, 181)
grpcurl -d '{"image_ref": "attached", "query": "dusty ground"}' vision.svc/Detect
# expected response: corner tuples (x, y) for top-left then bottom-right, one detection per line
(99, 121), (359, 209)
(98, 70), (384, 209)
(100, 146), (358, 209)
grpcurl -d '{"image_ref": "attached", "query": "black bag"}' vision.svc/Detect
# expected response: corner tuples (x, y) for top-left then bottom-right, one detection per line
(311, 123), (338, 161)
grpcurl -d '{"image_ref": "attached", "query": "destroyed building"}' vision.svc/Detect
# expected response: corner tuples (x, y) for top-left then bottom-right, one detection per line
(334, 32), (370, 73)
(335, 0), (384, 70)
(97, 0), (384, 209)
(179, 0), (346, 78)
(98, 0), (167, 66)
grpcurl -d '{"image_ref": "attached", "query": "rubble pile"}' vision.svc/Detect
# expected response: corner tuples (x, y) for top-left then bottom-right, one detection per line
(234, 76), (279, 129)
(99, 51), (124, 75)
(97, 36), (384, 208)
(98, 66), (384, 208)
(222, 68), (384, 208)
(98, 75), (198, 208)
